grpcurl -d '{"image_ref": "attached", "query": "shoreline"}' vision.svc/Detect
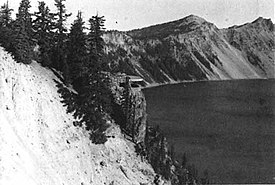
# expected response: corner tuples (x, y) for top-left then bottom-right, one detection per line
(142, 77), (275, 90)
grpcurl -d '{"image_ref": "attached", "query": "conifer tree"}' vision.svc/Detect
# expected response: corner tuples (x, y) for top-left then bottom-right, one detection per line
(88, 15), (110, 70)
(0, 1), (14, 51)
(52, 0), (71, 82)
(87, 14), (112, 114)
(73, 14), (112, 144)
(33, 1), (55, 66)
(159, 135), (166, 162)
(88, 15), (105, 58)
(54, 0), (71, 37)
(67, 11), (87, 85)
(13, 0), (33, 64)
(17, 0), (33, 41)
(0, 1), (13, 27)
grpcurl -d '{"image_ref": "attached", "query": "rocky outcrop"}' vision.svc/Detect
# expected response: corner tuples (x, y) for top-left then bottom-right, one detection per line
(103, 15), (274, 85)
(128, 88), (147, 143)
(110, 76), (147, 144)
(222, 17), (274, 77)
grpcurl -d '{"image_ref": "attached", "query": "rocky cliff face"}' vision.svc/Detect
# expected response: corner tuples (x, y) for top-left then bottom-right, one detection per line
(110, 78), (147, 144)
(223, 17), (274, 77)
(0, 47), (159, 185)
(103, 15), (274, 85)
(128, 88), (147, 144)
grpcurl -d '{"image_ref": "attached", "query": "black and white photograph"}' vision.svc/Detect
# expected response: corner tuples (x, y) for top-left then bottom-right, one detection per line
(0, 0), (274, 184)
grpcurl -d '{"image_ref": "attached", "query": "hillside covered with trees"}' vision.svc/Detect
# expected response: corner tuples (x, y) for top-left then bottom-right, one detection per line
(0, 0), (210, 184)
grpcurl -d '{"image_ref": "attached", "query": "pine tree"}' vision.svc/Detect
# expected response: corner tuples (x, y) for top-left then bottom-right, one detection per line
(159, 135), (166, 162)
(88, 15), (105, 58)
(13, 0), (33, 64)
(0, 1), (13, 27)
(73, 14), (112, 144)
(33, 1), (55, 66)
(67, 11), (87, 85)
(88, 15), (110, 70)
(130, 95), (137, 142)
(158, 135), (167, 176)
(17, 0), (33, 41)
(86, 14), (112, 117)
(54, 0), (71, 37)
(52, 0), (71, 82)
(0, 1), (14, 51)
(144, 123), (150, 156)
(163, 160), (172, 180)
(13, 30), (32, 64)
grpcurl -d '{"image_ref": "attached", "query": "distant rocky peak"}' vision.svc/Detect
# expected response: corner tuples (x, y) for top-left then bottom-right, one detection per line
(176, 14), (208, 30)
(177, 14), (218, 33)
(125, 14), (217, 39)
(251, 17), (274, 31)
(182, 14), (207, 25)
(252, 17), (271, 24)
(229, 17), (274, 32)
(253, 17), (264, 22)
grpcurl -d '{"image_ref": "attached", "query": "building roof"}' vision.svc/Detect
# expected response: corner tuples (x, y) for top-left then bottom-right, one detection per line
(116, 73), (144, 82)
(128, 75), (144, 82)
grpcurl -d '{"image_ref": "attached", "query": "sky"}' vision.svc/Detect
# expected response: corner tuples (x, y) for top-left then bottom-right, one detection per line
(7, 0), (275, 31)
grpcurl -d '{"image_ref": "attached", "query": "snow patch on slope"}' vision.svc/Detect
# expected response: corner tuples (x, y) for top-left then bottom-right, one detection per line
(0, 47), (156, 185)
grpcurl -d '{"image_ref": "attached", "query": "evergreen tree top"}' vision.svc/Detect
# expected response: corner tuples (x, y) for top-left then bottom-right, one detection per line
(89, 15), (106, 34)
(33, 1), (55, 41)
(15, 0), (33, 39)
(67, 10), (87, 61)
(33, 1), (55, 30)
(0, 1), (13, 26)
(71, 11), (85, 29)
(15, 0), (33, 41)
(88, 15), (106, 58)
(54, 0), (71, 34)
(35, 1), (50, 17)
(74, 11), (83, 24)
(16, 0), (31, 20)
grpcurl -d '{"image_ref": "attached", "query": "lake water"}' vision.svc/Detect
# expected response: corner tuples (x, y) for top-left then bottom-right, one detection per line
(143, 79), (275, 184)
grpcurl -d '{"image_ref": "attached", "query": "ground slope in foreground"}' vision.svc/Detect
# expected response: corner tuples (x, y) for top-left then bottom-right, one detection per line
(0, 47), (157, 185)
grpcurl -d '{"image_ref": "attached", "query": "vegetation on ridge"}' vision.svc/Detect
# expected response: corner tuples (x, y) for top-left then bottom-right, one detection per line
(0, 1), (215, 184)
(0, 0), (113, 144)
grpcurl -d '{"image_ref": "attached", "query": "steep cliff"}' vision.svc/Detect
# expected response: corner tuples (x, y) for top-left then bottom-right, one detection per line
(223, 17), (274, 77)
(110, 78), (147, 144)
(0, 47), (159, 185)
(103, 15), (274, 85)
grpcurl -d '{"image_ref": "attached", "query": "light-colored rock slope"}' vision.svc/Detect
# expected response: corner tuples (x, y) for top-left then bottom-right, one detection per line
(103, 16), (274, 85)
(0, 47), (156, 185)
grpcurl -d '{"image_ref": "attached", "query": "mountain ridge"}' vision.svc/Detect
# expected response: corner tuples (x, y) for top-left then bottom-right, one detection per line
(103, 15), (274, 85)
(126, 14), (214, 39)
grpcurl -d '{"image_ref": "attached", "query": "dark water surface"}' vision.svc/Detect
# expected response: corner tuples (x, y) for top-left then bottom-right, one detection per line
(143, 79), (275, 184)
